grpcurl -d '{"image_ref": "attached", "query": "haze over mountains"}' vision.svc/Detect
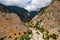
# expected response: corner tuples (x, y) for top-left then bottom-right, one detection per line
(0, 0), (52, 11)
(0, 0), (52, 22)
(0, 3), (38, 22)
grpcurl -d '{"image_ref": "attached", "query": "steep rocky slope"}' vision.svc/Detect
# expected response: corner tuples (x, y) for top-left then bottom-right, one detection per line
(0, 12), (30, 40)
(29, 0), (60, 40)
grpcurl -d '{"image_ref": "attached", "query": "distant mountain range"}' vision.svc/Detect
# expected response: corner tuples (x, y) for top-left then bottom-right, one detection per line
(0, 3), (38, 22)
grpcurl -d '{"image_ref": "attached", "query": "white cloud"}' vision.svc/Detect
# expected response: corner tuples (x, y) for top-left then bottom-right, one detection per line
(0, 0), (52, 12)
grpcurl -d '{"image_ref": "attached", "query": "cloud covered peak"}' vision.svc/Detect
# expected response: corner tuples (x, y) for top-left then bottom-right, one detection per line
(0, 0), (52, 12)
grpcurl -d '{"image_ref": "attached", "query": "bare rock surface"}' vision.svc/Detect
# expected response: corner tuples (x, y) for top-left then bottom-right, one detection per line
(0, 12), (29, 40)
(30, 0), (60, 40)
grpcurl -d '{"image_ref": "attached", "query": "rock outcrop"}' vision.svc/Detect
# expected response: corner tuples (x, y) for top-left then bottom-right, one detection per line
(0, 12), (29, 40)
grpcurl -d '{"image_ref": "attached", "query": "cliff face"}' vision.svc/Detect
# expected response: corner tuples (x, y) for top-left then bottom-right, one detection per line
(0, 12), (29, 40)
(29, 0), (60, 40)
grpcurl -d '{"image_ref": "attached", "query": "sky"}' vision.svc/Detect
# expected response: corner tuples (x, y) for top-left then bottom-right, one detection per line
(0, 0), (52, 12)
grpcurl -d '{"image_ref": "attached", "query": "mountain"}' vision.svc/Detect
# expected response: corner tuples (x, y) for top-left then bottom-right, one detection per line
(0, 3), (38, 22)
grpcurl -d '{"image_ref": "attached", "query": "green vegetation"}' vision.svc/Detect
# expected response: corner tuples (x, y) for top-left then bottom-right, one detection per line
(43, 33), (57, 40)
(34, 25), (45, 33)
(0, 5), (9, 13)
(20, 30), (33, 40)
(14, 33), (33, 40)
(36, 32), (40, 34)
(20, 34), (32, 40)
(14, 37), (18, 40)
(24, 22), (31, 28)
(14, 30), (33, 40)
(38, 6), (49, 15)
(0, 37), (4, 40)
(33, 17), (57, 40)
(46, 34), (57, 40)
(58, 30), (60, 32)
(49, 34), (57, 39)
(34, 19), (45, 33)
(0, 36), (7, 40)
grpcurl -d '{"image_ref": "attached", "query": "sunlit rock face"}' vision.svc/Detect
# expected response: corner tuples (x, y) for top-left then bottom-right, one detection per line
(0, 0), (52, 22)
